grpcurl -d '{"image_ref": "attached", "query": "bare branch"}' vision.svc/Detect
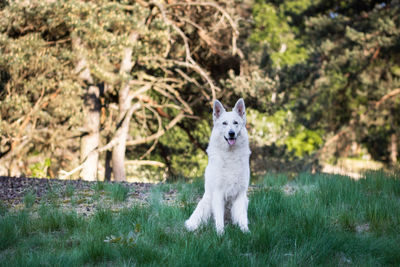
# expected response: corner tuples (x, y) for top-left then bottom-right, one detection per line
(167, 1), (241, 57)
(146, 105), (164, 139)
(175, 68), (201, 87)
(59, 164), (85, 180)
(124, 160), (166, 168)
(169, 59), (220, 99)
(128, 83), (153, 101)
(11, 87), (45, 151)
(139, 105), (163, 159)
(151, 1), (219, 100)
(144, 56), (219, 100)
(126, 111), (186, 146)
(375, 88), (400, 108)
(99, 102), (142, 153)
(72, 37), (93, 83)
(58, 102), (142, 180)
(120, 32), (138, 74)
(152, 1), (192, 61)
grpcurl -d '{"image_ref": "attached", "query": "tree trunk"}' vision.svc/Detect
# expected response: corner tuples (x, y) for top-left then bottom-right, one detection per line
(80, 85), (101, 180)
(112, 123), (128, 181)
(111, 32), (138, 181)
(104, 142), (112, 181)
(111, 101), (141, 181)
(112, 82), (133, 181)
(72, 37), (101, 181)
(390, 133), (397, 165)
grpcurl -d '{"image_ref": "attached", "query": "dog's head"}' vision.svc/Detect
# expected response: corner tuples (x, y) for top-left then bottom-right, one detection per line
(213, 98), (246, 147)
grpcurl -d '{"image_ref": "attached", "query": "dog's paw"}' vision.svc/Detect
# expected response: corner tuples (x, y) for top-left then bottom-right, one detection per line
(241, 227), (250, 234)
(184, 220), (197, 232)
(216, 225), (224, 236)
(239, 225), (250, 233)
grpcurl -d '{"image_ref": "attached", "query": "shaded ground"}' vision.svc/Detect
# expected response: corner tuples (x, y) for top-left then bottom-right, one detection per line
(0, 176), (164, 216)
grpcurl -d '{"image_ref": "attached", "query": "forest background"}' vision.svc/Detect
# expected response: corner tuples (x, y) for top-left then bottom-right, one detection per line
(0, 0), (399, 182)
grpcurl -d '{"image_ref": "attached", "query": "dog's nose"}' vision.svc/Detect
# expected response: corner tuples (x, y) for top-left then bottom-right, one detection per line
(229, 130), (235, 138)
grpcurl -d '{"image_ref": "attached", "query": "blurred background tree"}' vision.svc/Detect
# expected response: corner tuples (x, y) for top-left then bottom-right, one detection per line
(286, 0), (400, 167)
(239, 0), (400, 174)
(0, 0), (242, 180)
(0, 0), (399, 181)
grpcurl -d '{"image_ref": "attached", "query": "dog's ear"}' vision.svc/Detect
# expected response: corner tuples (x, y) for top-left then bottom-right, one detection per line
(213, 100), (226, 121)
(233, 98), (246, 121)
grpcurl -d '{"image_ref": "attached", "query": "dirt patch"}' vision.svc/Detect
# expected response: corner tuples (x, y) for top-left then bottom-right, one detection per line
(0, 176), (156, 216)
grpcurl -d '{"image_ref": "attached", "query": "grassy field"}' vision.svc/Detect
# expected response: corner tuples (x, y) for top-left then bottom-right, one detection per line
(1, 172), (400, 266)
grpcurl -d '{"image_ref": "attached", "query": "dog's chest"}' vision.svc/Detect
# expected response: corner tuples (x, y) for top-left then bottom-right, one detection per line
(210, 152), (249, 195)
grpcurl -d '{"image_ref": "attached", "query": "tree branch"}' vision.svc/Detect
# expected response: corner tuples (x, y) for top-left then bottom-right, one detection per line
(151, 1), (219, 100)
(58, 102), (141, 180)
(126, 111), (186, 146)
(167, 1), (241, 57)
(375, 88), (400, 108)
(124, 160), (166, 168)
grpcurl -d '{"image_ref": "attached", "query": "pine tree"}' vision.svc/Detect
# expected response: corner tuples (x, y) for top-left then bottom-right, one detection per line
(286, 0), (400, 164)
(0, 0), (242, 180)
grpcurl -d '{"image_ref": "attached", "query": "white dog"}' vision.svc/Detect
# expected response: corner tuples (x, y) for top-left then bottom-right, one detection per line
(185, 98), (251, 235)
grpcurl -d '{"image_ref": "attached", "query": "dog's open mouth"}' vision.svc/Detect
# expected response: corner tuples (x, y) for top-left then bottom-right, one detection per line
(225, 137), (236, 146)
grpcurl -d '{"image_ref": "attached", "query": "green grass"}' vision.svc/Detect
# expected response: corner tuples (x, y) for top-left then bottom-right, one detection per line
(1, 172), (400, 266)
(23, 190), (36, 209)
(105, 183), (130, 202)
(64, 184), (75, 198)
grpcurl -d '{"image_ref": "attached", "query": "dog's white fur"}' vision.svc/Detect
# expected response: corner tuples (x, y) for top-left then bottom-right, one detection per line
(185, 98), (251, 235)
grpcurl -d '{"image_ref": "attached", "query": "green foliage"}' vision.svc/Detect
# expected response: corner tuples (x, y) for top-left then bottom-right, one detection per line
(157, 119), (210, 178)
(249, 0), (400, 166)
(285, 127), (323, 157)
(29, 158), (51, 178)
(0, 0), (84, 172)
(1, 0), (399, 179)
(247, 109), (289, 146)
(221, 69), (277, 111)
(250, 0), (310, 67)
(296, 0), (400, 162)
(247, 108), (323, 157)
(0, 0), (244, 179)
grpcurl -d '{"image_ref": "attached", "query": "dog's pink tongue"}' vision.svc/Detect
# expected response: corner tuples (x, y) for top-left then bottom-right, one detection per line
(228, 139), (236, 146)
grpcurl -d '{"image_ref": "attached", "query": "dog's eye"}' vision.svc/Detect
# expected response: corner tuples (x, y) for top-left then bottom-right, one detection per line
(233, 121), (238, 125)
(222, 121), (228, 125)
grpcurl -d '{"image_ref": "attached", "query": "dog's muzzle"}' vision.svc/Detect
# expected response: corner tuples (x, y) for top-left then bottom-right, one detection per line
(225, 130), (236, 146)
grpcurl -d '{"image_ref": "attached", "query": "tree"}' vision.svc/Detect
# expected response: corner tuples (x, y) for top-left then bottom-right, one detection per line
(274, 0), (400, 165)
(224, 0), (324, 171)
(235, 0), (399, 171)
(72, 36), (101, 181)
(0, 2), (83, 176)
(250, 0), (309, 69)
(0, 0), (242, 180)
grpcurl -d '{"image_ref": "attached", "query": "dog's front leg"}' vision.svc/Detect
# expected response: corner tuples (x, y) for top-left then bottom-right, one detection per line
(231, 192), (249, 233)
(185, 192), (211, 231)
(212, 191), (225, 235)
